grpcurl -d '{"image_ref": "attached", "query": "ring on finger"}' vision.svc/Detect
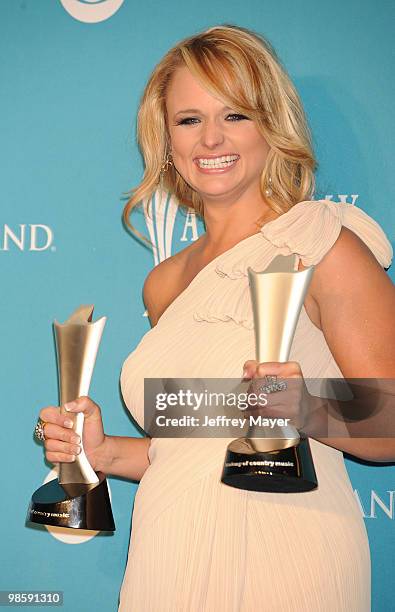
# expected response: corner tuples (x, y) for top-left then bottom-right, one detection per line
(34, 417), (48, 442)
(259, 375), (288, 394)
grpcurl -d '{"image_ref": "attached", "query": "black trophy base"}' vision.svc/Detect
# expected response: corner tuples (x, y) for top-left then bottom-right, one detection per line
(27, 471), (115, 531)
(221, 436), (318, 493)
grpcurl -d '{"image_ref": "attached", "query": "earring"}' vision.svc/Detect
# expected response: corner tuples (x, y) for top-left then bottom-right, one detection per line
(158, 152), (173, 190)
(264, 175), (273, 198)
(160, 152), (173, 174)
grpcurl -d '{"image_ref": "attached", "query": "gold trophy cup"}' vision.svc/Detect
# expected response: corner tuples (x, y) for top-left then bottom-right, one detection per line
(221, 255), (318, 492)
(27, 305), (115, 530)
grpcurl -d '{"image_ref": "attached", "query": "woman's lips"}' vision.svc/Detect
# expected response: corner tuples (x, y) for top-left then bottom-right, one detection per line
(193, 155), (240, 174)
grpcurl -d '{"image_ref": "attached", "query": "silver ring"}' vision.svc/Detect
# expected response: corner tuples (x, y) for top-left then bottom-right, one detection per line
(34, 418), (47, 442)
(259, 375), (288, 394)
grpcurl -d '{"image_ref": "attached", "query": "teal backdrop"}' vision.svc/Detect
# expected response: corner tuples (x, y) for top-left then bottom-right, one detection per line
(1, 1), (394, 610)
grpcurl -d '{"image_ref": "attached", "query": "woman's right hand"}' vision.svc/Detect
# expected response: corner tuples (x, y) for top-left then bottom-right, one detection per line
(39, 396), (106, 470)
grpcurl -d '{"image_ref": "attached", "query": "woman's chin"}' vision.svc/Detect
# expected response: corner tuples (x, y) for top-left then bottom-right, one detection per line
(190, 179), (242, 200)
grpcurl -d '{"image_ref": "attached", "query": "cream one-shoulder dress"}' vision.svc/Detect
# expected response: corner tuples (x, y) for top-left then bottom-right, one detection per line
(119, 199), (393, 612)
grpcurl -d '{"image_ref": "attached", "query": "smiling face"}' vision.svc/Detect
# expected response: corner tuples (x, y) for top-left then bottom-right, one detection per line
(165, 67), (271, 206)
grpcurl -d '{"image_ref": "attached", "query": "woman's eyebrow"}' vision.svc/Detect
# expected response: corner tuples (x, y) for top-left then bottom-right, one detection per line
(173, 106), (233, 116)
(174, 108), (200, 115)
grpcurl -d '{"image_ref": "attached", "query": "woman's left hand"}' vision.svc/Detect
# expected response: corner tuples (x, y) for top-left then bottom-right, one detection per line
(242, 360), (312, 431)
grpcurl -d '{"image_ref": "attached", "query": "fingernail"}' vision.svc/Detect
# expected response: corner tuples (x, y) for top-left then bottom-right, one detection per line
(242, 367), (250, 379)
(64, 402), (75, 412)
(69, 455), (76, 462)
(64, 419), (73, 428)
(71, 434), (80, 444)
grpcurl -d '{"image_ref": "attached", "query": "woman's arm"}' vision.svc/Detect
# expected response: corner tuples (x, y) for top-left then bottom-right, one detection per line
(308, 226), (395, 460)
(91, 273), (169, 480)
(90, 270), (168, 480)
(93, 435), (151, 480)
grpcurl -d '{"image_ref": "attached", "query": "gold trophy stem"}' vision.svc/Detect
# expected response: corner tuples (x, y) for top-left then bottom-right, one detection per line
(54, 305), (106, 485)
(246, 255), (314, 452)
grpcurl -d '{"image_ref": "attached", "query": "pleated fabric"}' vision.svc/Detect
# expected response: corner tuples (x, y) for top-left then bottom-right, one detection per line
(118, 200), (393, 612)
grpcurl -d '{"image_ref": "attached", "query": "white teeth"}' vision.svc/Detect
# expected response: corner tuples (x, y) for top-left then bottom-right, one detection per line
(196, 155), (239, 169)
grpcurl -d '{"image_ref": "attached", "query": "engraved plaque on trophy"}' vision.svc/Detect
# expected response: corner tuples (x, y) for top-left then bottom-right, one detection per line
(27, 305), (115, 530)
(221, 254), (318, 492)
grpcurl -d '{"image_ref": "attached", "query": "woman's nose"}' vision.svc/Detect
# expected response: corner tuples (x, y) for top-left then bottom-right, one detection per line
(200, 118), (225, 149)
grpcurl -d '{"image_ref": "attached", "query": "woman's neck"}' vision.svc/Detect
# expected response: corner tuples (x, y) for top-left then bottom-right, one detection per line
(200, 193), (279, 255)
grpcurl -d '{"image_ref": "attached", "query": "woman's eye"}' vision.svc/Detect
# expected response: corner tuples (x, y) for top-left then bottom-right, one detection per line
(226, 113), (249, 121)
(176, 117), (200, 125)
(175, 114), (249, 126)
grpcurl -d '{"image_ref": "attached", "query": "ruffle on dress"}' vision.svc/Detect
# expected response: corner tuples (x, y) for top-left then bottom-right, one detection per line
(193, 199), (393, 329)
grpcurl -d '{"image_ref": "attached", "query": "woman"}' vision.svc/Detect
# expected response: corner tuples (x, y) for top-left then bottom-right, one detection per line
(36, 25), (394, 610)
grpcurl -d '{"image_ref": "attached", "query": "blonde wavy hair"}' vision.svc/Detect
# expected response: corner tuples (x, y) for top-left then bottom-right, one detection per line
(123, 24), (317, 240)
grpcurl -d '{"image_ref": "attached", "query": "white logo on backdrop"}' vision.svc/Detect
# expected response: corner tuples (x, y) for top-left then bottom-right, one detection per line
(0, 224), (54, 252)
(142, 190), (199, 316)
(60, 0), (125, 24)
(42, 468), (112, 543)
(143, 191), (180, 267)
(324, 194), (359, 205)
(354, 489), (395, 519)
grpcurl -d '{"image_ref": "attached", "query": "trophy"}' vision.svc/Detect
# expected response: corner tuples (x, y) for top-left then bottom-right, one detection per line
(27, 305), (115, 531)
(221, 254), (318, 492)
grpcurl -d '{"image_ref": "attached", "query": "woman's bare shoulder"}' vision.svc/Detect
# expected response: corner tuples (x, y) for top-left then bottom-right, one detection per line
(310, 226), (389, 291)
(299, 227), (384, 331)
(307, 226), (395, 376)
(142, 239), (202, 326)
